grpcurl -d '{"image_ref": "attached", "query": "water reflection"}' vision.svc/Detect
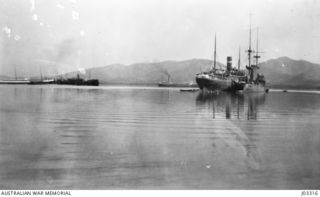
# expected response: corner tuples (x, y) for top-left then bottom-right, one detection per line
(246, 93), (266, 120)
(196, 91), (267, 172)
(196, 91), (266, 120)
(1, 86), (320, 189)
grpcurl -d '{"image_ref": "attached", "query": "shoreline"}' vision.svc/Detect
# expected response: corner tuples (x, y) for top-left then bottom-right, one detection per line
(1, 83), (320, 94)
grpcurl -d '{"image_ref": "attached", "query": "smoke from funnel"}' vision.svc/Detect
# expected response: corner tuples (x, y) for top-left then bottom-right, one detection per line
(53, 38), (82, 75)
(157, 66), (171, 83)
(158, 66), (170, 78)
(56, 38), (78, 61)
(78, 67), (86, 75)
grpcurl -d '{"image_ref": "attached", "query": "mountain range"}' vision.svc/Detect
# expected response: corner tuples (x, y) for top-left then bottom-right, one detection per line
(85, 56), (320, 89)
(259, 57), (320, 89)
(1, 56), (320, 89)
(87, 59), (219, 85)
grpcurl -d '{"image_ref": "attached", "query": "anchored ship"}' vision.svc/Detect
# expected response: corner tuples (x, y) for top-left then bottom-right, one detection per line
(195, 35), (246, 91)
(55, 74), (99, 86)
(0, 68), (30, 84)
(0, 79), (30, 84)
(29, 66), (54, 85)
(158, 73), (197, 87)
(243, 27), (266, 93)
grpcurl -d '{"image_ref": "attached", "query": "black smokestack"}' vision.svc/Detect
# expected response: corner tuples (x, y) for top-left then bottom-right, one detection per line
(158, 66), (171, 82)
(227, 56), (232, 72)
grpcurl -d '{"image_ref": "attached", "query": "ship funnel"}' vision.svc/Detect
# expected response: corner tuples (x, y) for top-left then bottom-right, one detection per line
(227, 56), (232, 72)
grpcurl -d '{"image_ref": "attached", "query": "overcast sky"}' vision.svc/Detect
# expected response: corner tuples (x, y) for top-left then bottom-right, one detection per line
(0, 0), (320, 76)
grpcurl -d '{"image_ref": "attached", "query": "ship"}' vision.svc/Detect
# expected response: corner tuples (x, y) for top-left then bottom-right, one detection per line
(0, 79), (30, 84)
(243, 26), (266, 93)
(29, 78), (55, 85)
(29, 66), (55, 85)
(55, 74), (99, 86)
(195, 35), (247, 92)
(0, 68), (30, 84)
(158, 74), (197, 87)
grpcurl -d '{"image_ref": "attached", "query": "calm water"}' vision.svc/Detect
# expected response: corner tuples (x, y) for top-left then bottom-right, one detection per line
(0, 85), (319, 189)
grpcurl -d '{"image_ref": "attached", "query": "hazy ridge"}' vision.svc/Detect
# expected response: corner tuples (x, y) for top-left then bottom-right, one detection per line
(1, 56), (320, 89)
(87, 56), (320, 89)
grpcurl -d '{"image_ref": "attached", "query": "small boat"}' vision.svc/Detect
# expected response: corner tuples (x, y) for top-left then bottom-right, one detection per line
(180, 88), (199, 92)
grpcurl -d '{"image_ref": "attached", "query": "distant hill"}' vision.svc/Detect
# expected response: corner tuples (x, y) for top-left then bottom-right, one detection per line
(0, 75), (12, 80)
(260, 57), (320, 89)
(87, 59), (224, 85)
(63, 56), (320, 89)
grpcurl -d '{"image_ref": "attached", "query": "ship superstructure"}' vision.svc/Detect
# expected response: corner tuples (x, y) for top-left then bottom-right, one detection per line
(195, 35), (246, 91)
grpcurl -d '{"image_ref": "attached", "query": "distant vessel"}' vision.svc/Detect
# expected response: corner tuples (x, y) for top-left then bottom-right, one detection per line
(29, 79), (54, 85)
(243, 27), (266, 93)
(29, 66), (55, 85)
(158, 83), (197, 87)
(0, 68), (30, 84)
(158, 74), (197, 87)
(195, 35), (247, 91)
(55, 74), (99, 86)
(0, 79), (30, 84)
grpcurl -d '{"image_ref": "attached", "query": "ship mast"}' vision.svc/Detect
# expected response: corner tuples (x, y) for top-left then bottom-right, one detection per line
(254, 27), (260, 67)
(14, 67), (17, 80)
(238, 47), (241, 70)
(213, 33), (217, 72)
(247, 14), (255, 83)
(40, 65), (43, 81)
(248, 14), (252, 68)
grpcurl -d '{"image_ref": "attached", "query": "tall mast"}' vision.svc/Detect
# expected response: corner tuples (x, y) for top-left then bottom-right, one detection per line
(238, 47), (241, 70)
(248, 14), (252, 68)
(40, 65), (43, 81)
(213, 33), (217, 71)
(14, 67), (17, 80)
(254, 27), (260, 66)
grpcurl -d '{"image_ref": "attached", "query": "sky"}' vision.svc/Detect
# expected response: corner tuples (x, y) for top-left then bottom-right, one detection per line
(0, 0), (320, 76)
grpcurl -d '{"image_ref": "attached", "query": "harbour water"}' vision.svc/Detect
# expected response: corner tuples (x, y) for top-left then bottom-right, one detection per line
(0, 85), (319, 189)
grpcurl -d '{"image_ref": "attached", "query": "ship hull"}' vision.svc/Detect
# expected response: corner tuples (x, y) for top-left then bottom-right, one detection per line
(158, 83), (197, 87)
(196, 76), (245, 91)
(55, 78), (99, 86)
(0, 80), (30, 84)
(243, 83), (265, 92)
(29, 79), (55, 85)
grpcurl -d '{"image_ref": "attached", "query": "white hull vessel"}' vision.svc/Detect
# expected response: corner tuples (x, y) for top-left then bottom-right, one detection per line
(243, 83), (265, 92)
(0, 80), (30, 84)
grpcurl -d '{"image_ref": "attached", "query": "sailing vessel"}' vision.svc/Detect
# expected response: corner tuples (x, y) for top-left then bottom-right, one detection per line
(195, 35), (246, 91)
(0, 68), (30, 84)
(0, 79), (30, 84)
(29, 66), (54, 85)
(243, 27), (266, 92)
(158, 74), (174, 87)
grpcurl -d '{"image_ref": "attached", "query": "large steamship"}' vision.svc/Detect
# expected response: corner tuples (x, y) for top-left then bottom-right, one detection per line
(195, 35), (247, 91)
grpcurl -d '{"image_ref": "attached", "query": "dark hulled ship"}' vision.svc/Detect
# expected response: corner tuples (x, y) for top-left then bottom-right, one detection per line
(195, 35), (247, 91)
(55, 74), (99, 86)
